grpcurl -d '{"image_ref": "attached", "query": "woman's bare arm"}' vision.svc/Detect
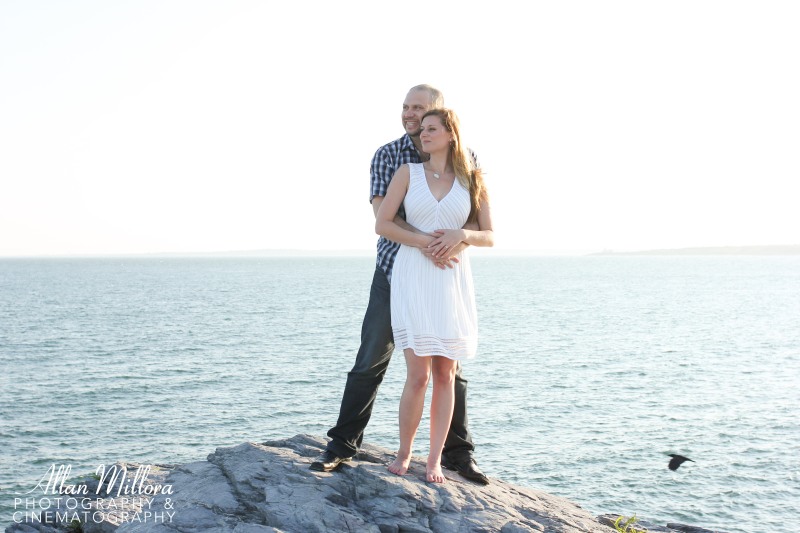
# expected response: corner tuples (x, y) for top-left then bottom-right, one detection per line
(375, 165), (434, 249)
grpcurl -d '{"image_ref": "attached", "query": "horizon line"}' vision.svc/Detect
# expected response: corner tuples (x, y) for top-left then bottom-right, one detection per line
(2, 244), (799, 259)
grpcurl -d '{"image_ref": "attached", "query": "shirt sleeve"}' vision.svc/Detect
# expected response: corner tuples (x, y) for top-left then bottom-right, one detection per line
(369, 148), (393, 203)
(469, 148), (480, 169)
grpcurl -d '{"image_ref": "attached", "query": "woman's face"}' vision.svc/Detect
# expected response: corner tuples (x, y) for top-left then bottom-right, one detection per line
(420, 115), (452, 154)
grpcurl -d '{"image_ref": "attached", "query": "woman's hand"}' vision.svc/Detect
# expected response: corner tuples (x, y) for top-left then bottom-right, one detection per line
(421, 247), (461, 269)
(428, 229), (466, 258)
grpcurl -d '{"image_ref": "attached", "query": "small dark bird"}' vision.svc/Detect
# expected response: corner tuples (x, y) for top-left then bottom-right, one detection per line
(668, 454), (694, 471)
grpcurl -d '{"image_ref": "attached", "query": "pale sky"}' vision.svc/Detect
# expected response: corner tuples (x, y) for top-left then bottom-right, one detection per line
(1, 0), (798, 256)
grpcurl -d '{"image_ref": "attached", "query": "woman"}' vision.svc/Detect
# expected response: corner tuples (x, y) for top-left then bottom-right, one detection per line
(375, 108), (494, 483)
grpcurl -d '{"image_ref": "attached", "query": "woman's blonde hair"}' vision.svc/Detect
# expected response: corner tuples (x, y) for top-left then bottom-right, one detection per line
(421, 108), (486, 222)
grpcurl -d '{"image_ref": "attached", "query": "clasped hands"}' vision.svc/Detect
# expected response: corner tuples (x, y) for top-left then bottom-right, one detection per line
(421, 229), (467, 270)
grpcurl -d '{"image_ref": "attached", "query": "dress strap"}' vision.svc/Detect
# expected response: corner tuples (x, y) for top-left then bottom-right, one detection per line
(411, 162), (428, 184)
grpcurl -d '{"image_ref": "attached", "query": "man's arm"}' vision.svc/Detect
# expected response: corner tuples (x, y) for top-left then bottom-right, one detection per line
(428, 191), (494, 257)
(371, 196), (418, 233)
(372, 195), (458, 269)
(375, 167), (434, 248)
(422, 220), (477, 261)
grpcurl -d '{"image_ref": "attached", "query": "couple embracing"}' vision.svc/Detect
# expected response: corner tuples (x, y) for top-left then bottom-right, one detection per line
(311, 84), (494, 484)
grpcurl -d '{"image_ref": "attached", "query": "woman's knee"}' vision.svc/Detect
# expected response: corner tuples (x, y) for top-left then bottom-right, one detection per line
(406, 371), (430, 391)
(404, 351), (431, 391)
(431, 358), (457, 387)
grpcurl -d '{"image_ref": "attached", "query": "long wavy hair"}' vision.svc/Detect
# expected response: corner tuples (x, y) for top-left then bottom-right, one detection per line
(421, 108), (486, 223)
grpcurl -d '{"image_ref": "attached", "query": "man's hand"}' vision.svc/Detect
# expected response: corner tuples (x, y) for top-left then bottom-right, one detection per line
(429, 229), (466, 258)
(421, 240), (469, 269)
(374, 195), (467, 269)
(421, 247), (461, 269)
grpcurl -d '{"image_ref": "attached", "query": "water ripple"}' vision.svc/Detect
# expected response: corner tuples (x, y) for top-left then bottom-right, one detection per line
(1, 256), (799, 533)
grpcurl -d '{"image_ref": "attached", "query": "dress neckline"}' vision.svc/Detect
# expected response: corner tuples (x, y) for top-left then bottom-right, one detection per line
(418, 163), (457, 204)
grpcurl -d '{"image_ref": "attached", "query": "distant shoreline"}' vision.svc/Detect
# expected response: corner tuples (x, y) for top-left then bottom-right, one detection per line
(2, 245), (800, 259)
(590, 245), (800, 256)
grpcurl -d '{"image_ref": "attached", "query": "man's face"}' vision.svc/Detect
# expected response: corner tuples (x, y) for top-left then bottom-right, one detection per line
(401, 90), (433, 137)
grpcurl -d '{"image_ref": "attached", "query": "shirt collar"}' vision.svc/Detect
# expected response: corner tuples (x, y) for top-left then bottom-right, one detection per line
(400, 133), (420, 154)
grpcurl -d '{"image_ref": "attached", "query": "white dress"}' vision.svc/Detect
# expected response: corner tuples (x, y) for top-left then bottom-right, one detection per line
(391, 163), (478, 360)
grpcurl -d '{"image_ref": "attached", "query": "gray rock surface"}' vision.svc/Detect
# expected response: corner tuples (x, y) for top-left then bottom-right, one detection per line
(6, 434), (607, 533)
(120, 434), (609, 533)
(596, 514), (729, 533)
(5, 434), (725, 533)
(666, 524), (729, 533)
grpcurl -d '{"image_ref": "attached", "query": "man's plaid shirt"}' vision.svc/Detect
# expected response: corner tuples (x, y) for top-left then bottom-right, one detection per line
(370, 134), (478, 281)
(370, 134), (420, 281)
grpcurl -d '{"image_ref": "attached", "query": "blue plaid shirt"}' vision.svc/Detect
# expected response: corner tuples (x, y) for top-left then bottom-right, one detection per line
(370, 134), (421, 280)
(370, 134), (478, 281)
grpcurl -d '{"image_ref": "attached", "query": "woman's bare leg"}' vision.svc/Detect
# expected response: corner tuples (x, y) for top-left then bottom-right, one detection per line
(388, 349), (431, 475)
(427, 356), (458, 482)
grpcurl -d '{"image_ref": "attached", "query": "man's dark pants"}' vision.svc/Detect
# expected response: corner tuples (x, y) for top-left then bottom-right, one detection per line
(326, 267), (475, 462)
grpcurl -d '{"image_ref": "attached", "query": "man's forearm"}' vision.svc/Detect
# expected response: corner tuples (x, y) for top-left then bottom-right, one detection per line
(457, 221), (479, 248)
(395, 215), (424, 235)
(373, 196), (426, 236)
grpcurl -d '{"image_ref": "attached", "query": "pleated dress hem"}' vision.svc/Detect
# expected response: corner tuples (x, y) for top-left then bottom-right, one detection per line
(392, 327), (477, 361)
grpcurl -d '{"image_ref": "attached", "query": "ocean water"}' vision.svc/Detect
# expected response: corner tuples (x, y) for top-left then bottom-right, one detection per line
(1, 256), (798, 532)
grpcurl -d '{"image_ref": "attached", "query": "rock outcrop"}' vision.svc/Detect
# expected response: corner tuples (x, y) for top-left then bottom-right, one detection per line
(129, 434), (609, 532)
(5, 434), (727, 533)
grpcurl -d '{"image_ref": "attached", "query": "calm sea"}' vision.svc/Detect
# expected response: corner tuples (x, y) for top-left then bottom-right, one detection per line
(1, 256), (798, 532)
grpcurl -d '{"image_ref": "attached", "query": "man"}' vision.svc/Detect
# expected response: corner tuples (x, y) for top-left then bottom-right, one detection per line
(310, 84), (488, 485)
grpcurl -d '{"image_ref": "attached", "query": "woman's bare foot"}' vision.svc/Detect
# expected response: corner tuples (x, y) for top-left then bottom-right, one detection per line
(426, 460), (446, 483)
(388, 453), (411, 475)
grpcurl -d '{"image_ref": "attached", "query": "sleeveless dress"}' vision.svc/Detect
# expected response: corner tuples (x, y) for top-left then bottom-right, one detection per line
(391, 163), (478, 360)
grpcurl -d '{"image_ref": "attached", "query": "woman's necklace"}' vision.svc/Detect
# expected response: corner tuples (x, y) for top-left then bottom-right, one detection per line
(425, 164), (445, 179)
